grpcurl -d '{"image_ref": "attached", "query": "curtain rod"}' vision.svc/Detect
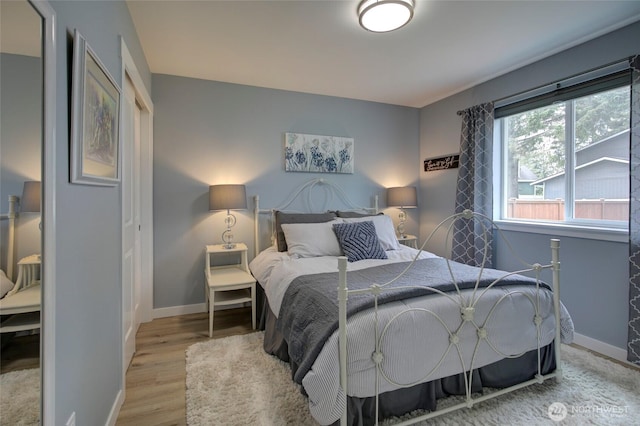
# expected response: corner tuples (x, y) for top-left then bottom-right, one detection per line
(457, 58), (630, 116)
(492, 58), (630, 109)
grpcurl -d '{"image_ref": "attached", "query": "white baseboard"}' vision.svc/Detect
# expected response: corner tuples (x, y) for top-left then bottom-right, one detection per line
(572, 332), (635, 367)
(106, 389), (124, 426)
(152, 302), (249, 319)
(153, 303), (206, 319)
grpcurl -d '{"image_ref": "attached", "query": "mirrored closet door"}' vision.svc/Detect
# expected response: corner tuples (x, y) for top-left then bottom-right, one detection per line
(0, 0), (46, 424)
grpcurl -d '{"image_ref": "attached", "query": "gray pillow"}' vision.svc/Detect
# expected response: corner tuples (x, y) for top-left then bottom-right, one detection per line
(332, 221), (387, 262)
(275, 211), (337, 252)
(336, 211), (383, 218)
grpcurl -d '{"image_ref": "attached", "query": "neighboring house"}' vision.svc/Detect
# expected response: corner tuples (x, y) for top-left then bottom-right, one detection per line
(532, 130), (629, 200)
(517, 163), (540, 198)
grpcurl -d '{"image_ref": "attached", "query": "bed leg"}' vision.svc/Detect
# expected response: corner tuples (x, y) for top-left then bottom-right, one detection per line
(551, 238), (562, 381)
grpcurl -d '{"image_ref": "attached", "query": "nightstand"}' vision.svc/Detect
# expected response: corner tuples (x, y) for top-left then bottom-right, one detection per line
(204, 243), (256, 337)
(397, 235), (418, 249)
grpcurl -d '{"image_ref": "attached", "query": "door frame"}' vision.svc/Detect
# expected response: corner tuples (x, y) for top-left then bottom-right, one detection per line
(121, 73), (141, 372)
(119, 37), (154, 392)
(31, 0), (56, 424)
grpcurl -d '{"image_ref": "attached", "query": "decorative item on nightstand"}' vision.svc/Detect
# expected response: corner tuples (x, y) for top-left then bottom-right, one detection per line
(387, 186), (417, 238)
(209, 184), (247, 249)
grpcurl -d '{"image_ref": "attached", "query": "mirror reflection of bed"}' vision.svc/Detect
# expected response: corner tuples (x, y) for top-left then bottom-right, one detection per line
(1, 194), (41, 369)
(0, 0), (43, 401)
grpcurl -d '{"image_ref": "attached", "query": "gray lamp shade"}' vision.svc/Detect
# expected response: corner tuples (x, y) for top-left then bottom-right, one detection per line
(21, 181), (41, 213)
(209, 184), (247, 211)
(387, 186), (417, 208)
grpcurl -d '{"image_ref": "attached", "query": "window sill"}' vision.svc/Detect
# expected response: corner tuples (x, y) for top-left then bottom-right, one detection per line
(493, 220), (628, 243)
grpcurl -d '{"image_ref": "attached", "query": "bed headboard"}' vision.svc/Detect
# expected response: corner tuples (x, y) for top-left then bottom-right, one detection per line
(253, 178), (379, 257)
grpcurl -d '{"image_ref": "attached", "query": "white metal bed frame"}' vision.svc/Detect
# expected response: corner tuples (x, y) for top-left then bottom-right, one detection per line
(252, 178), (378, 257)
(251, 178), (563, 425)
(337, 209), (562, 425)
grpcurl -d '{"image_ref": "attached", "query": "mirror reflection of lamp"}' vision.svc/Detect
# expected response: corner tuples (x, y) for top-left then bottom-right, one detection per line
(21, 181), (41, 214)
(208, 184), (247, 249)
(4, 181), (42, 279)
(386, 186), (417, 238)
(21, 180), (42, 261)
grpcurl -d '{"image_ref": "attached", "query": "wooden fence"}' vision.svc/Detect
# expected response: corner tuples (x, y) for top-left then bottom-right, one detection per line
(507, 199), (628, 221)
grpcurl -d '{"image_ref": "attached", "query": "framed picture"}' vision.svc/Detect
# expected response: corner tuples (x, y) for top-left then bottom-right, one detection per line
(71, 29), (121, 186)
(285, 132), (354, 174)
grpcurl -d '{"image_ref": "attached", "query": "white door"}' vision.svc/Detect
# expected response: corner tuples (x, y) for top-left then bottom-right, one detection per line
(122, 74), (142, 369)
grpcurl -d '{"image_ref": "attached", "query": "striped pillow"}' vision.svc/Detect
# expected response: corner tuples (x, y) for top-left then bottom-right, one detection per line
(332, 221), (387, 262)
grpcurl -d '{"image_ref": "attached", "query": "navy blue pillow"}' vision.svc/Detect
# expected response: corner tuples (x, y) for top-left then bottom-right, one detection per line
(332, 221), (388, 262)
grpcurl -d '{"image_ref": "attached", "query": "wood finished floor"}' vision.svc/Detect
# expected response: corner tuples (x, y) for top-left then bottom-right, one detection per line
(2, 308), (639, 425)
(116, 308), (253, 426)
(117, 311), (639, 425)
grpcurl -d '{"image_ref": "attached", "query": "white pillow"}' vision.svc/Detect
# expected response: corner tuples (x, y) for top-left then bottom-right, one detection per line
(1, 269), (15, 299)
(342, 214), (401, 250)
(281, 220), (343, 258)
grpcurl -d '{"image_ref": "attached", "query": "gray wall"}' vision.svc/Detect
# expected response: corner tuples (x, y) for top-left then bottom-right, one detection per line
(495, 230), (628, 349)
(152, 74), (420, 309)
(47, 1), (151, 425)
(419, 21), (640, 350)
(0, 53), (41, 275)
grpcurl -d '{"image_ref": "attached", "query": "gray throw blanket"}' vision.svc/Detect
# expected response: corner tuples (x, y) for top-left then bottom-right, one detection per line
(276, 257), (548, 384)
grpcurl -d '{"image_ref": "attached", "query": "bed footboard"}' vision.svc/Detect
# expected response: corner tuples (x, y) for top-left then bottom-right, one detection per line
(337, 210), (563, 426)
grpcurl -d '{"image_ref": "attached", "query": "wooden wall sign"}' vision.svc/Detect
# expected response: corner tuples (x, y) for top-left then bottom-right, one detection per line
(424, 154), (460, 172)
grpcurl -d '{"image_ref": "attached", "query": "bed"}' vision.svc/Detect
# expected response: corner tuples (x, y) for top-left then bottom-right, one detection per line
(0, 195), (41, 334)
(249, 178), (574, 426)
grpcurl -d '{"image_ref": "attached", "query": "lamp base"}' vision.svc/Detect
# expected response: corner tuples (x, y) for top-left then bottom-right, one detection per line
(222, 225), (235, 249)
(397, 209), (407, 238)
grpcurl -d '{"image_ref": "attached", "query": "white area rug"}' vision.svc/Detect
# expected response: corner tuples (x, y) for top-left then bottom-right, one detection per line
(186, 332), (640, 426)
(0, 368), (39, 425)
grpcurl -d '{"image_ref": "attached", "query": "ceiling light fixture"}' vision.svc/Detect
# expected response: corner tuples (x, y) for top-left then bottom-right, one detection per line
(358, 0), (415, 33)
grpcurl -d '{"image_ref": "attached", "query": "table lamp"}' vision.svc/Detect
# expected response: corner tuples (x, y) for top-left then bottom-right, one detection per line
(209, 184), (247, 249)
(387, 186), (417, 238)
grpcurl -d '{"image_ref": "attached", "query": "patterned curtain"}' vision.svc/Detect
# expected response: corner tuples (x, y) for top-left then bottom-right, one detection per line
(629, 54), (640, 365)
(451, 103), (495, 267)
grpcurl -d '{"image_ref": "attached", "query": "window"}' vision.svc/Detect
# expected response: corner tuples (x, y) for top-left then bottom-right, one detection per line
(495, 67), (631, 231)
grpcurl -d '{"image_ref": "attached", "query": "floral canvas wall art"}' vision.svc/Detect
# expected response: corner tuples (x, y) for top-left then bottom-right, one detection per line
(285, 133), (354, 174)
